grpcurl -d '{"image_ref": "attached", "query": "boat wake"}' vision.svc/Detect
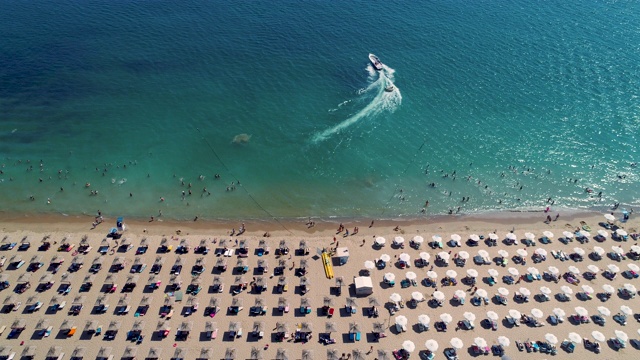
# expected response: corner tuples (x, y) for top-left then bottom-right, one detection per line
(312, 63), (401, 143)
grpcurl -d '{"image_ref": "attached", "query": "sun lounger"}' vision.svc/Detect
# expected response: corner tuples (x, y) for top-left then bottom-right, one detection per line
(211, 328), (218, 339)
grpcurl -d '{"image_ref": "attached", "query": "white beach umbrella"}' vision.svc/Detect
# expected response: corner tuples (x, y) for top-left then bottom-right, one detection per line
(616, 229), (628, 237)
(508, 267), (519, 276)
(419, 252), (430, 261)
(384, 273), (396, 282)
(432, 235), (442, 242)
(567, 266), (580, 274)
(593, 246), (605, 256)
(438, 252), (450, 261)
(602, 284), (614, 294)
(478, 250), (489, 258)
(450, 338), (463, 350)
(440, 313), (453, 324)
(405, 271), (417, 280)
(425, 340), (438, 352)
(498, 250), (509, 258)
(545, 333), (558, 345)
(579, 230), (591, 238)
(535, 248), (547, 257)
(411, 292), (424, 302)
(375, 237), (386, 245)
(395, 315), (408, 326)
(548, 266), (559, 275)
(524, 232), (535, 240)
(615, 330), (628, 342)
(531, 308), (543, 319)
(620, 305), (633, 316)
(469, 234), (480, 242)
(476, 289), (488, 298)
(574, 307), (588, 317)
(433, 291), (445, 301)
(486, 311), (499, 320)
(604, 214), (615, 221)
(612, 246), (624, 255)
(631, 245), (640, 254)
(498, 287), (509, 296)
(573, 248), (585, 256)
(364, 261), (375, 270)
(506, 233), (517, 241)
(581, 285), (594, 294)
(463, 312), (476, 322)
(458, 251), (469, 260)
(592, 331), (605, 342)
(543, 231), (554, 238)
(488, 233), (498, 240)
(402, 340), (415, 353)
(552, 308), (566, 318)
(540, 286), (552, 295)
(466, 269), (478, 278)
(568, 332), (582, 343)
(380, 254), (391, 262)
(451, 234), (461, 242)
(516, 249), (528, 257)
(608, 264), (620, 273)
(497, 336), (510, 347)
(394, 237), (405, 245)
(446, 270), (457, 278)
(418, 314), (430, 326)
(389, 293), (402, 303)
(628, 263), (640, 272)
(597, 306), (610, 317)
(624, 283), (637, 293)
(527, 267), (540, 276)
(454, 290), (466, 299)
(597, 229), (609, 238)
(412, 236), (424, 244)
(426, 271), (438, 279)
(561, 286), (573, 295)
(563, 231), (574, 239)
(474, 337), (487, 347)
(587, 264), (599, 273)
(508, 309), (521, 319)
(488, 269), (499, 277)
(399, 253), (410, 262)
(519, 287), (531, 297)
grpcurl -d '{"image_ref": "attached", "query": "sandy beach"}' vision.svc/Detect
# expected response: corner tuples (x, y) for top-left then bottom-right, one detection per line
(0, 210), (638, 360)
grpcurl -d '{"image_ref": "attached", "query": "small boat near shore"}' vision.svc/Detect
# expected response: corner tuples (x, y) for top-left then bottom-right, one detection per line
(369, 53), (383, 71)
(385, 84), (395, 92)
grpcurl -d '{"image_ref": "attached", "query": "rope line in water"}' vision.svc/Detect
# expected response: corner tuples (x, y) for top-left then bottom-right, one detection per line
(195, 127), (292, 234)
(381, 140), (427, 216)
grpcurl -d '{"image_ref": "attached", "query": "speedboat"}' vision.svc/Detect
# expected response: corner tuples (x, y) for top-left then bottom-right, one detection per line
(385, 84), (395, 92)
(369, 53), (383, 71)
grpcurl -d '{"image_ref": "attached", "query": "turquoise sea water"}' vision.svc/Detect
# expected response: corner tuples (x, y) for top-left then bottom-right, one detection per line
(1, 1), (639, 220)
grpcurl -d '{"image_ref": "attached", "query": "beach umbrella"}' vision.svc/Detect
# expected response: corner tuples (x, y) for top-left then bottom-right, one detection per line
(474, 337), (487, 347)
(527, 267), (540, 276)
(498, 249), (509, 258)
(489, 233), (499, 240)
(463, 312), (476, 321)
(376, 350), (391, 360)
(326, 350), (339, 360)
(476, 289), (488, 298)
(432, 235), (442, 242)
(440, 313), (453, 324)
(467, 269), (478, 278)
(380, 254), (391, 262)
(411, 292), (424, 302)
(602, 284), (614, 294)
(563, 231), (574, 239)
(454, 290), (466, 299)
(384, 273), (396, 282)
(508, 309), (521, 319)
(375, 237), (386, 246)
(395, 237), (405, 245)
(402, 340), (416, 353)
(399, 253), (410, 262)
(608, 264), (620, 273)
(581, 285), (594, 294)
(540, 286), (552, 295)
(624, 283), (637, 293)
(628, 264), (640, 272)
(508, 267), (519, 276)
(612, 246), (624, 255)
(548, 266), (559, 275)
(36, 318), (51, 331)
(352, 350), (365, 360)
(561, 286), (573, 295)
(425, 339), (439, 352)
(418, 314), (430, 326)
(469, 234), (480, 242)
(405, 271), (417, 280)
(275, 349), (289, 360)
(568, 266), (580, 274)
(488, 269), (499, 277)
(458, 251), (470, 260)
(545, 333), (558, 345)
(587, 264), (599, 273)
(593, 246), (605, 256)
(486, 311), (499, 320)
(597, 229), (609, 238)
(438, 252), (450, 261)
(592, 331), (605, 342)
(224, 348), (236, 360)
(446, 270), (457, 278)
(631, 245), (640, 253)
(519, 287), (531, 297)
(419, 252), (430, 261)
(524, 232), (535, 240)
(597, 306), (610, 317)
(573, 247), (585, 256)
(604, 214), (616, 221)
(433, 291), (445, 301)
(543, 231), (554, 238)
(324, 322), (337, 334)
(301, 350), (312, 360)
(531, 308), (543, 319)
(395, 315), (408, 326)
(364, 261), (375, 270)
(579, 230), (591, 238)
(516, 249), (528, 257)
(617, 229), (628, 237)
(450, 338), (463, 349)
(498, 336), (510, 347)
(413, 236), (424, 244)
(535, 248), (547, 257)
(451, 234), (461, 242)
(478, 250), (489, 258)
(620, 305), (633, 316)
(369, 297), (380, 306)
(21, 346), (37, 359)
(574, 307), (588, 317)
(506, 233), (517, 241)
(553, 308), (566, 318)
(372, 322), (385, 333)
(323, 297), (334, 307)
(426, 271), (438, 279)
(390, 293), (402, 303)
(72, 347), (86, 359)
(568, 332), (582, 343)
